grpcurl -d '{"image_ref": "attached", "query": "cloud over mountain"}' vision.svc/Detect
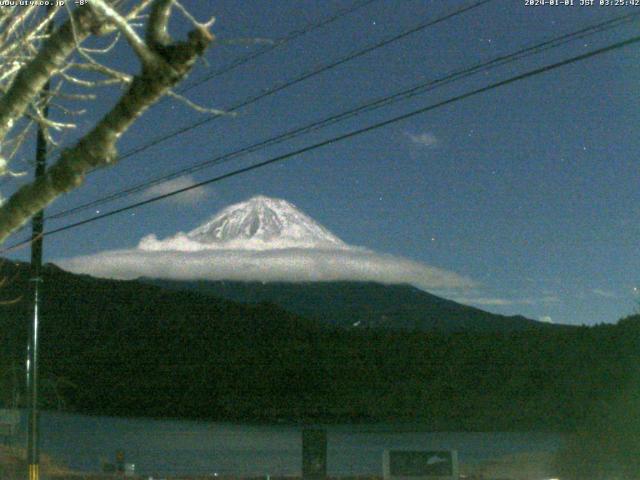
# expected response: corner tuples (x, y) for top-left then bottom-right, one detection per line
(139, 176), (215, 205)
(405, 131), (438, 148)
(58, 196), (475, 290)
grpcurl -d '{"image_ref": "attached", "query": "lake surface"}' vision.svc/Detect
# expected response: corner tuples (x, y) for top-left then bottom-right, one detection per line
(12, 411), (564, 477)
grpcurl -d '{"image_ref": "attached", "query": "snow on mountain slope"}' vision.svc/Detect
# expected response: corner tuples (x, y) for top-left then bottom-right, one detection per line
(58, 195), (476, 290)
(139, 196), (347, 251)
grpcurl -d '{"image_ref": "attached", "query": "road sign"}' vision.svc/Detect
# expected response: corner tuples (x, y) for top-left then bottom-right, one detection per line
(383, 450), (459, 480)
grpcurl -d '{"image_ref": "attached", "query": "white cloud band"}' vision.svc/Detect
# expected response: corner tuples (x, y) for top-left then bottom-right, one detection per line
(58, 247), (476, 290)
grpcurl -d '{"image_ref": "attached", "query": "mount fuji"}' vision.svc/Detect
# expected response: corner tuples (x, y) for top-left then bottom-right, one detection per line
(138, 195), (348, 251)
(60, 195), (474, 290)
(58, 195), (549, 331)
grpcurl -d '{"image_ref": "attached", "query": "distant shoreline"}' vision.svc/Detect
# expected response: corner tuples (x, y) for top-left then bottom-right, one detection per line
(1, 443), (560, 480)
(8, 406), (573, 434)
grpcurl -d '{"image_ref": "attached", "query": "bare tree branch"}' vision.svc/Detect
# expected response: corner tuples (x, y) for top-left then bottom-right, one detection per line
(0, 0), (214, 243)
(147, 0), (173, 47)
(166, 89), (229, 115)
(0, 4), (102, 144)
(90, 0), (158, 66)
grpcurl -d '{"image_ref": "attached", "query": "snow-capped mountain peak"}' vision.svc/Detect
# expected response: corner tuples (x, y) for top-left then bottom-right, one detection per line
(139, 195), (348, 251)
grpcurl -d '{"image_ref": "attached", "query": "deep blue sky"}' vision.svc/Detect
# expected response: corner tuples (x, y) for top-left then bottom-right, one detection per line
(5, 0), (640, 326)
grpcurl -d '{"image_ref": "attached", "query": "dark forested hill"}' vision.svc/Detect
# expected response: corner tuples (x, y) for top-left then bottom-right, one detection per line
(142, 279), (556, 332)
(0, 259), (636, 432)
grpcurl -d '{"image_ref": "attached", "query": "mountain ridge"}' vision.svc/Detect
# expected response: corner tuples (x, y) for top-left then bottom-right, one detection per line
(0, 258), (629, 431)
(141, 278), (564, 332)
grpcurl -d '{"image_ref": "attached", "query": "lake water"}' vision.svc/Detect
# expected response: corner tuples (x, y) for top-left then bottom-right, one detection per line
(12, 411), (564, 477)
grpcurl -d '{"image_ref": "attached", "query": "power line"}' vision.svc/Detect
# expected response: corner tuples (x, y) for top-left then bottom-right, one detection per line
(5, 33), (638, 252)
(3, 0), (494, 241)
(177, 0), (379, 95)
(86, 0), (494, 172)
(45, 10), (640, 222)
(0, 0), (378, 239)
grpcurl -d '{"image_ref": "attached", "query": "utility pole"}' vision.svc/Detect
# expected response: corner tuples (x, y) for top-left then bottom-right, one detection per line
(26, 87), (48, 480)
(27, 8), (53, 480)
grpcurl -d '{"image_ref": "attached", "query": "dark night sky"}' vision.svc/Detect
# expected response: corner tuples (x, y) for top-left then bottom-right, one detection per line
(5, 0), (640, 326)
